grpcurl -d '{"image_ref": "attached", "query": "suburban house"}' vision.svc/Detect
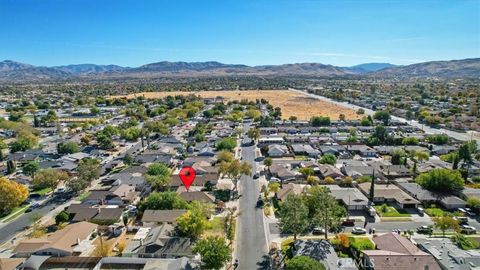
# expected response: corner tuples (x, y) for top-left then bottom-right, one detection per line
(361, 233), (441, 270)
(141, 210), (187, 227)
(66, 204), (124, 224)
(346, 144), (377, 157)
(82, 185), (137, 206)
(14, 222), (97, 257)
(398, 183), (467, 210)
(326, 185), (369, 210)
(122, 224), (193, 259)
(267, 144), (291, 157)
(269, 164), (297, 182)
(275, 183), (308, 201)
(318, 164), (345, 179)
(293, 239), (357, 270)
(414, 237), (480, 270)
(358, 183), (420, 208)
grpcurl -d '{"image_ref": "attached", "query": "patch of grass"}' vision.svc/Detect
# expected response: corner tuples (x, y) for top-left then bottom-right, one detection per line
(32, 187), (52, 196)
(294, 155), (307, 160)
(349, 237), (375, 251)
(452, 234), (480, 250)
(77, 191), (91, 202)
(374, 205), (410, 217)
(204, 217), (225, 237)
(0, 204), (29, 223)
(425, 207), (445, 217)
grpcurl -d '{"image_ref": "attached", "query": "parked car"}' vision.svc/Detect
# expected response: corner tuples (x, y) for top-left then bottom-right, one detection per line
(270, 177), (280, 183)
(460, 225), (476, 234)
(454, 216), (469, 224)
(256, 197), (264, 208)
(342, 219), (355, 227)
(312, 227), (326, 235)
(417, 207), (425, 216)
(416, 225), (433, 234)
(352, 227), (367, 235)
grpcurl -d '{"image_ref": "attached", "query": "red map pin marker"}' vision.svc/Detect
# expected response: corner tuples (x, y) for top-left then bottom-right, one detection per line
(179, 166), (196, 191)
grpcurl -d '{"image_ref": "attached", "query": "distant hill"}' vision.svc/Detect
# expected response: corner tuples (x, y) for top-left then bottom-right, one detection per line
(53, 64), (129, 74)
(371, 58), (480, 78)
(343, 63), (397, 73)
(0, 58), (478, 83)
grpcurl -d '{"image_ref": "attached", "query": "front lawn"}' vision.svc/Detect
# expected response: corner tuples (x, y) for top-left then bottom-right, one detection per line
(425, 207), (445, 217)
(374, 205), (410, 217)
(32, 187), (53, 196)
(349, 237), (375, 251)
(77, 191), (92, 201)
(204, 217), (225, 237)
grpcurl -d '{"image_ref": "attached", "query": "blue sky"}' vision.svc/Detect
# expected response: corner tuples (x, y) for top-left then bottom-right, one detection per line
(1, 0), (479, 67)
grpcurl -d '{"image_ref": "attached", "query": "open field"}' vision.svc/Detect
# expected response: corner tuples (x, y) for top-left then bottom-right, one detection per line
(110, 90), (360, 120)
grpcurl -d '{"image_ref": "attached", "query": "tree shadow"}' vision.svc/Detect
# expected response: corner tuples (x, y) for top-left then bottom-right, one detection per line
(256, 254), (272, 270)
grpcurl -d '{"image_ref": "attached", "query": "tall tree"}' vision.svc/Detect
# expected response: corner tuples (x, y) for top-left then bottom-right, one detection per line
(304, 186), (346, 239)
(279, 194), (309, 240)
(218, 159), (251, 193)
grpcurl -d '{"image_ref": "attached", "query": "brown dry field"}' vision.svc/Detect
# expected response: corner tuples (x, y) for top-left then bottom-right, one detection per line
(111, 90), (360, 120)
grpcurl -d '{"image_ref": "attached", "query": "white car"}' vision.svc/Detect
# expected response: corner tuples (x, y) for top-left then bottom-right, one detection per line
(460, 225), (476, 234)
(352, 227), (367, 234)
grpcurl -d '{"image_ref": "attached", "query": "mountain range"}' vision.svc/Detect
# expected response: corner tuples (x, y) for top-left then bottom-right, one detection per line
(0, 58), (478, 83)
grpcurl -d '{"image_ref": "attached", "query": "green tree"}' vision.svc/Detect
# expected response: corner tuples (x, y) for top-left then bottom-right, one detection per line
(416, 169), (464, 192)
(373, 110), (391, 125)
(78, 158), (101, 183)
(139, 191), (189, 211)
(299, 167), (314, 178)
(55, 211), (70, 225)
(96, 133), (114, 149)
(123, 153), (134, 166)
(57, 141), (80, 154)
(304, 186), (346, 239)
(278, 194), (309, 240)
(247, 127), (260, 141)
(310, 116), (330, 127)
(23, 161), (40, 177)
(176, 203), (209, 239)
(434, 216), (459, 237)
(319, 154), (336, 165)
(9, 131), (38, 152)
(216, 137), (237, 151)
(193, 236), (231, 270)
(264, 157), (273, 168)
(144, 163), (172, 190)
(286, 256), (325, 270)
(216, 151), (234, 164)
(218, 159), (251, 192)
(33, 169), (69, 190)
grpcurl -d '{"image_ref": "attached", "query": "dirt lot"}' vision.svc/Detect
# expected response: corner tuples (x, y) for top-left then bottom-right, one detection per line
(111, 90), (360, 120)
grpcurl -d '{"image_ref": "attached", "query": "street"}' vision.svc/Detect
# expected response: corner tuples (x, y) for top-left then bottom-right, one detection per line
(235, 123), (270, 270)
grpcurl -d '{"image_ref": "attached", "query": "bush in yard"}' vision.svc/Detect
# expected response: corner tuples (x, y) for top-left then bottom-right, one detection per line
(55, 211), (70, 225)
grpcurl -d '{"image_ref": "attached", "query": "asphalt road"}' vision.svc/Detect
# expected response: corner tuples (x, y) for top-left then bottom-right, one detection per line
(0, 199), (58, 245)
(235, 124), (270, 270)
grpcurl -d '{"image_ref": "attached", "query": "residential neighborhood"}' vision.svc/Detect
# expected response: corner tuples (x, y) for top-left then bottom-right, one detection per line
(0, 89), (478, 270)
